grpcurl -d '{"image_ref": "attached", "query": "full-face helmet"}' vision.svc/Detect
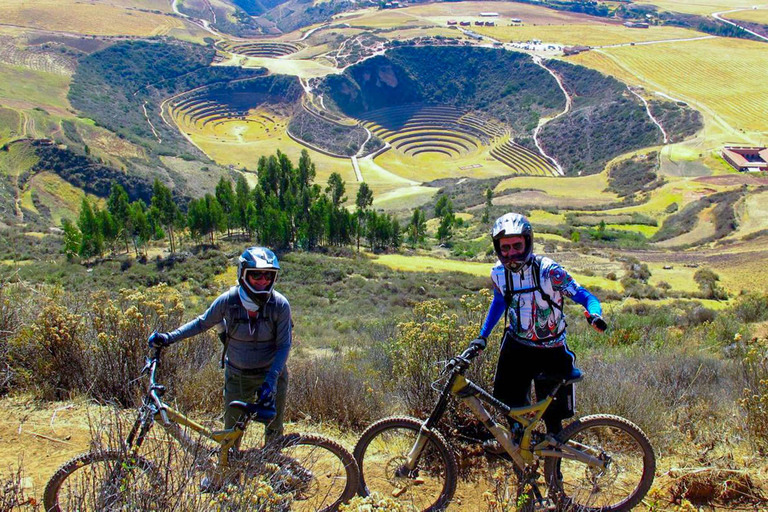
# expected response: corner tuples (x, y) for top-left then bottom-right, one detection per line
(491, 213), (533, 271)
(238, 247), (280, 305)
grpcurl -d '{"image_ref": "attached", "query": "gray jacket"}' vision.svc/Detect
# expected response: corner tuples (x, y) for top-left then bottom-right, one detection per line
(166, 286), (292, 385)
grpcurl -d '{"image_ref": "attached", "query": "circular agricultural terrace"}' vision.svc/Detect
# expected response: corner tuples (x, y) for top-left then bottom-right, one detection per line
(357, 104), (558, 176)
(216, 41), (303, 59)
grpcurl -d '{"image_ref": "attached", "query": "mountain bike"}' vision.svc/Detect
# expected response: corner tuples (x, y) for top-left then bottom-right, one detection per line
(354, 344), (656, 511)
(44, 346), (360, 511)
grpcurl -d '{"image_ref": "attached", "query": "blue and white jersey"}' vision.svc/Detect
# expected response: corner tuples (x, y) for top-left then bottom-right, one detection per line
(488, 256), (581, 347)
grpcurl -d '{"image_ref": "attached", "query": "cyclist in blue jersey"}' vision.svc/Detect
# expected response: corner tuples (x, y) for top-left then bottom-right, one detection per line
(468, 213), (607, 451)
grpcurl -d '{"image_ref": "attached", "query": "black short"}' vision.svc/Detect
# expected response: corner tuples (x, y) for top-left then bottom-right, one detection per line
(492, 333), (576, 422)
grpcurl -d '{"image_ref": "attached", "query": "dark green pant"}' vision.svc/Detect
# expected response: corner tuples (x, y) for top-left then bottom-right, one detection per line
(224, 366), (288, 443)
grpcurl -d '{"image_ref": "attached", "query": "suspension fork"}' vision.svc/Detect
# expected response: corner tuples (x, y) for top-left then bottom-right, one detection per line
(125, 403), (154, 454)
(402, 371), (456, 471)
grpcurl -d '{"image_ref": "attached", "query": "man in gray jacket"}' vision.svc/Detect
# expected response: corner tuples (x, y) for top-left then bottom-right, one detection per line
(149, 247), (291, 442)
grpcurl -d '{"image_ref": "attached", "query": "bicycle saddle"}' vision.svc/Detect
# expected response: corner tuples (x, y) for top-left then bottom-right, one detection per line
(229, 400), (277, 422)
(534, 367), (583, 385)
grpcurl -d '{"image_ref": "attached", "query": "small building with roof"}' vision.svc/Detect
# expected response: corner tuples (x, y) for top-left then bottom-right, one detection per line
(722, 146), (768, 172)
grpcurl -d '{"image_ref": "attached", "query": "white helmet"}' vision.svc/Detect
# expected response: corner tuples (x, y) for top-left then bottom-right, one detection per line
(238, 247), (280, 305)
(491, 213), (533, 271)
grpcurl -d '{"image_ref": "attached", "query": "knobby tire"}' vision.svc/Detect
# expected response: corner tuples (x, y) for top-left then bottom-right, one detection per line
(354, 416), (458, 511)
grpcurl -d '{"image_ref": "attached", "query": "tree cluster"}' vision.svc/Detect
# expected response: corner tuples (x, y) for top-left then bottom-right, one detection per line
(63, 150), (404, 260)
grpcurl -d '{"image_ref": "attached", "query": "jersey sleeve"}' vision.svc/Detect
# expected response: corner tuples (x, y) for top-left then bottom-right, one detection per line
(571, 287), (602, 317)
(166, 291), (228, 343)
(543, 261), (581, 297)
(479, 285), (506, 338)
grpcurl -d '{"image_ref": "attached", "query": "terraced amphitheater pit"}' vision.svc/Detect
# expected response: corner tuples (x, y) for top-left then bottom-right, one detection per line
(161, 44), (698, 185)
(305, 45), (687, 181)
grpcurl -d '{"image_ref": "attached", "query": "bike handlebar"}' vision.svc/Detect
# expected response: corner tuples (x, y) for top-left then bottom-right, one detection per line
(444, 344), (481, 373)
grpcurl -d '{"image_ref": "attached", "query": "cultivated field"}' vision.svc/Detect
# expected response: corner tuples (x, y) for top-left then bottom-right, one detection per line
(639, 0), (760, 15)
(0, 61), (70, 111)
(21, 172), (102, 225)
(0, 37), (77, 76)
(730, 189), (768, 240)
(724, 8), (768, 25)
(592, 38), (768, 138)
(402, 1), (605, 25)
(473, 24), (703, 47)
(0, 0), (186, 36)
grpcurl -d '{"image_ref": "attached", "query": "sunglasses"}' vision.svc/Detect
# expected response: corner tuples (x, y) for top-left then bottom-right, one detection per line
(244, 270), (275, 280)
(500, 242), (526, 253)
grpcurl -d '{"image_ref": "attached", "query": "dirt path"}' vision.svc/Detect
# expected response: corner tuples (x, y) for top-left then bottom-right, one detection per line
(627, 86), (668, 144)
(531, 56), (569, 176)
(0, 398), (95, 497)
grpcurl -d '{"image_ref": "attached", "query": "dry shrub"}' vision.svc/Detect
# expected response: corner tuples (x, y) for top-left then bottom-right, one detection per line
(738, 336), (768, 453)
(389, 290), (498, 418)
(173, 352), (223, 415)
(11, 302), (87, 400)
(0, 281), (19, 395)
(65, 406), (294, 511)
(668, 468), (765, 508)
(6, 283), (222, 410)
(578, 349), (738, 449)
(0, 463), (40, 511)
(286, 354), (386, 429)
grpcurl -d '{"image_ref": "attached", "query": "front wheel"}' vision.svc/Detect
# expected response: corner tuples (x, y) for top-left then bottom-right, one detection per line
(544, 414), (656, 512)
(43, 450), (165, 512)
(240, 433), (359, 512)
(354, 416), (458, 511)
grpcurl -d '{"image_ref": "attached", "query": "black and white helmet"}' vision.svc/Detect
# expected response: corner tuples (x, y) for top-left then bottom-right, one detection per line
(238, 247), (280, 305)
(491, 213), (533, 271)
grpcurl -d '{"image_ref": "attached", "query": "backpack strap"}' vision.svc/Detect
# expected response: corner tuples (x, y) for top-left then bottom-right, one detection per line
(502, 257), (565, 338)
(532, 256), (563, 314)
(220, 288), (244, 368)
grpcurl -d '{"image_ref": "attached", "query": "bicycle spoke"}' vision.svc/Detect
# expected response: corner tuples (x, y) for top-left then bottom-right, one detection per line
(360, 426), (451, 511)
(556, 423), (648, 509)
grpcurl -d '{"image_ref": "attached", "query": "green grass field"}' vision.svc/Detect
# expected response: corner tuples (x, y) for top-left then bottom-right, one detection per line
(0, 141), (37, 178)
(0, 106), (21, 145)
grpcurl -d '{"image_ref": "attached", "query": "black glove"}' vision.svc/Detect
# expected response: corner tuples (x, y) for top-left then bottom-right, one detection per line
(148, 332), (171, 348)
(469, 336), (487, 351)
(587, 314), (608, 332)
(258, 381), (276, 406)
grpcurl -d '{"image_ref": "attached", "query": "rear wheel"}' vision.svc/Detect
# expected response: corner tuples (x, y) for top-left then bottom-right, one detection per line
(544, 414), (655, 511)
(239, 433), (359, 512)
(43, 450), (165, 512)
(354, 416), (457, 511)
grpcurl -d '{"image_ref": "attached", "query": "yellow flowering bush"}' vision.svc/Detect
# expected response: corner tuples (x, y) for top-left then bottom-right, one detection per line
(339, 493), (409, 511)
(390, 289), (498, 417)
(88, 284), (186, 405)
(209, 478), (290, 511)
